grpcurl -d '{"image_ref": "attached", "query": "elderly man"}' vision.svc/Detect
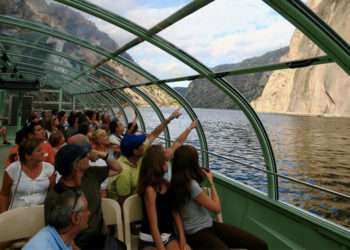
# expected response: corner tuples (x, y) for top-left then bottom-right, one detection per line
(23, 188), (89, 250)
(55, 135), (125, 250)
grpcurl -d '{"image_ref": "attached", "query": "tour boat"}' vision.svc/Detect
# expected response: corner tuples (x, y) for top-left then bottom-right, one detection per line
(0, 0), (349, 249)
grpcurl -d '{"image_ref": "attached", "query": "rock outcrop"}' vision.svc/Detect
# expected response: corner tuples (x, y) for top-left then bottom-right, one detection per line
(0, 0), (175, 107)
(252, 0), (350, 116)
(185, 48), (288, 109)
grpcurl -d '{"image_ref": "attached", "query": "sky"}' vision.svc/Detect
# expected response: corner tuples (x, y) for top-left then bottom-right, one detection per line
(84, 0), (306, 87)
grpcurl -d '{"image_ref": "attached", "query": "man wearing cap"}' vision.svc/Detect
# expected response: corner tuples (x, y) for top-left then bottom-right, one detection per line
(107, 109), (195, 204)
(54, 137), (124, 250)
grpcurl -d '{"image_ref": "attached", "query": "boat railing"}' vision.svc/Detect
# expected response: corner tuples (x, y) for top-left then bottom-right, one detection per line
(158, 137), (350, 201)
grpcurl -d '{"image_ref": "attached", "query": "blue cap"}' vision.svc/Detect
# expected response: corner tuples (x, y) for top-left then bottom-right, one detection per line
(121, 134), (146, 157)
(55, 144), (91, 177)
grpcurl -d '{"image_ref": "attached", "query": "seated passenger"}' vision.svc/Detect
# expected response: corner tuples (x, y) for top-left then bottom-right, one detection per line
(23, 188), (89, 250)
(107, 109), (190, 204)
(138, 145), (191, 250)
(23, 121), (55, 165)
(48, 130), (66, 155)
(170, 145), (268, 250)
(109, 119), (125, 158)
(54, 136), (125, 250)
(0, 139), (56, 213)
(65, 111), (80, 139)
(0, 124), (10, 144)
(91, 129), (112, 197)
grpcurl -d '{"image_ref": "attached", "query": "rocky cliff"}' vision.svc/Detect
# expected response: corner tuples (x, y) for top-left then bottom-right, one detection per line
(185, 48), (288, 109)
(0, 0), (176, 107)
(252, 0), (350, 116)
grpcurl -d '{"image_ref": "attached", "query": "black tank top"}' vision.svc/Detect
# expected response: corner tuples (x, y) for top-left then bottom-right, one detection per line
(140, 188), (174, 234)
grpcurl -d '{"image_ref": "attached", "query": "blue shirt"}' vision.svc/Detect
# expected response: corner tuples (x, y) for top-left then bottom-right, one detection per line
(23, 226), (72, 250)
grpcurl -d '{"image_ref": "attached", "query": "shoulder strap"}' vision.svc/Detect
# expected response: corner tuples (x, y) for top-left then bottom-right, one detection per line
(9, 162), (23, 209)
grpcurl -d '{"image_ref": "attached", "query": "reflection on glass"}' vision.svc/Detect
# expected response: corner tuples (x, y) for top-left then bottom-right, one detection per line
(85, 0), (191, 29)
(127, 42), (196, 80)
(159, 0), (324, 68)
(103, 60), (147, 85)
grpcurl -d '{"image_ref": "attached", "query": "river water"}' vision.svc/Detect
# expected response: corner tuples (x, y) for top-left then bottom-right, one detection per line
(138, 107), (350, 228)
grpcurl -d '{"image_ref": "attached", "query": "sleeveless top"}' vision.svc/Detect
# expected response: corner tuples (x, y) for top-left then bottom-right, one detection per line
(140, 188), (175, 235)
(6, 161), (55, 209)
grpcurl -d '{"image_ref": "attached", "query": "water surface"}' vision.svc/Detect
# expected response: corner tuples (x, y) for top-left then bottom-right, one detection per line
(139, 107), (350, 228)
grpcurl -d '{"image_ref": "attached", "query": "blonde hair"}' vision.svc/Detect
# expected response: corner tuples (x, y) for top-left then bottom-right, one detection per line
(91, 129), (107, 143)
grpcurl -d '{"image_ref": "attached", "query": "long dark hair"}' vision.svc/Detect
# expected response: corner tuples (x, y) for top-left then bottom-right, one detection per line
(137, 145), (167, 195)
(170, 145), (204, 212)
(18, 139), (41, 163)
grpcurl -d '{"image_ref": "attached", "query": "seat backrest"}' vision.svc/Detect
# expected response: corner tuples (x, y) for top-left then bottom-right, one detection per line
(101, 198), (124, 242)
(123, 194), (143, 250)
(0, 205), (44, 242)
(203, 187), (223, 223)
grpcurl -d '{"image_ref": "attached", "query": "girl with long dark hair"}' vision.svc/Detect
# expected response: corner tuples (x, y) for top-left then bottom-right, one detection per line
(137, 121), (197, 250)
(170, 145), (268, 250)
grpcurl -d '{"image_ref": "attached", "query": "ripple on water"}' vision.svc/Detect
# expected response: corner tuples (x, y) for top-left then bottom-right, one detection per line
(140, 108), (350, 228)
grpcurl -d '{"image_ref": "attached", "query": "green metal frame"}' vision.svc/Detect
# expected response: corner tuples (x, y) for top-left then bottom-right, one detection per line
(65, 0), (214, 86)
(263, 0), (350, 75)
(0, 15), (208, 169)
(76, 55), (334, 94)
(53, 0), (278, 198)
(1, 0), (349, 202)
(0, 37), (166, 140)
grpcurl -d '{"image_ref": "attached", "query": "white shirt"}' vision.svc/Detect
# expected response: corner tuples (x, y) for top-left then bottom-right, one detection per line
(109, 134), (122, 145)
(6, 161), (55, 209)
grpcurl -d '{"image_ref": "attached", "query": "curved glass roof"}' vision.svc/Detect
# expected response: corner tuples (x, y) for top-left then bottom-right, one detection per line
(1, 0), (350, 206)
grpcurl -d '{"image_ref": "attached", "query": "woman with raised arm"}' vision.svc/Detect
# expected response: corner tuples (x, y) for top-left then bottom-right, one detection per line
(170, 145), (268, 250)
(137, 121), (197, 250)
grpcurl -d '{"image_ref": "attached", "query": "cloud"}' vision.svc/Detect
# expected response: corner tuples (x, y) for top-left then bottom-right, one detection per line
(86, 0), (298, 86)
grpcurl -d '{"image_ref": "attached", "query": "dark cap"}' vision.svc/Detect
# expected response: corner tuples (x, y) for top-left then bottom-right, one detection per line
(121, 134), (146, 157)
(55, 144), (91, 177)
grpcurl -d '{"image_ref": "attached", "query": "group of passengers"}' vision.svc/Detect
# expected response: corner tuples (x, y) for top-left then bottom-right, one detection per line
(0, 109), (268, 250)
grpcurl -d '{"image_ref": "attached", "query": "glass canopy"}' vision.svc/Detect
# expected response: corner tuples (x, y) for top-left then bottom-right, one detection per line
(1, 0), (350, 222)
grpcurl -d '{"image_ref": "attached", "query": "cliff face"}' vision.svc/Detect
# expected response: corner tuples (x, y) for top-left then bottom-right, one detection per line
(0, 0), (175, 107)
(252, 0), (350, 115)
(185, 48), (288, 109)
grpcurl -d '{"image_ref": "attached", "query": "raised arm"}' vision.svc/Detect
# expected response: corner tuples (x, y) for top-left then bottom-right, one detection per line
(127, 113), (138, 134)
(164, 120), (197, 161)
(194, 169), (221, 213)
(147, 109), (182, 143)
(89, 149), (122, 176)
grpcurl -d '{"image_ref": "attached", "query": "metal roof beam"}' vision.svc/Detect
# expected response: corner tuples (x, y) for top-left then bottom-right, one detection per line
(75, 55), (334, 95)
(0, 36), (168, 141)
(0, 14), (208, 175)
(60, 0), (214, 85)
(263, 0), (350, 75)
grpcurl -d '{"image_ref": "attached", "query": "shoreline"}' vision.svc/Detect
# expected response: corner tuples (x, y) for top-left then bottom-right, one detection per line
(147, 106), (350, 119)
(257, 111), (350, 119)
